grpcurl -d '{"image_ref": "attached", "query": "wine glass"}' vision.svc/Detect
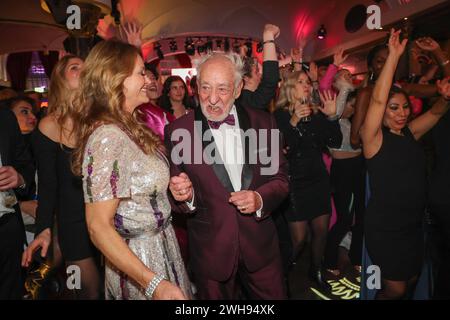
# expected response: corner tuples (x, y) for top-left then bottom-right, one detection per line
(300, 96), (311, 122)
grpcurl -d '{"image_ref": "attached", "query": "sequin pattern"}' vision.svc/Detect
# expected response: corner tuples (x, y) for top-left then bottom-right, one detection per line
(81, 124), (192, 300)
(86, 150), (94, 203)
(110, 160), (120, 198)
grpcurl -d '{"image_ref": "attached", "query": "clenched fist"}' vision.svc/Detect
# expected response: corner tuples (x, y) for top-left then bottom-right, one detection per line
(169, 172), (193, 202)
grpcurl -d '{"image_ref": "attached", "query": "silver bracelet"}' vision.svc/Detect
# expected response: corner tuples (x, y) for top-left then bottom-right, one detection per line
(144, 274), (165, 299)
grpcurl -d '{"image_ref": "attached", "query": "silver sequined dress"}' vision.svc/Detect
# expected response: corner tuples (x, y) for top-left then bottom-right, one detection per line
(82, 124), (192, 300)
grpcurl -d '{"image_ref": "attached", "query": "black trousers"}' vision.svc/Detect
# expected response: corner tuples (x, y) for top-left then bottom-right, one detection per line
(324, 155), (366, 269)
(0, 210), (25, 299)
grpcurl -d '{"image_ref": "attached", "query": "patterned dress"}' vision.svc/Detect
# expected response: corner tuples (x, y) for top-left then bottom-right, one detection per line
(82, 124), (192, 300)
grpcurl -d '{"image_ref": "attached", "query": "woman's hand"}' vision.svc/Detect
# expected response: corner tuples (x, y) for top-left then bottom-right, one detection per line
(388, 29), (408, 59)
(333, 47), (348, 66)
(22, 228), (51, 267)
(319, 90), (337, 117)
(152, 280), (187, 300)
(119, 20), (143, 48)
(169, 173), (193, 202)
(293, 103), (312, 120)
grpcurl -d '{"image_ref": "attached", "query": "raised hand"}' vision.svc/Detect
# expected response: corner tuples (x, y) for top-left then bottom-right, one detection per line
(333, 47), (349, 66)
(291, 47), (303, 63)
(119, 20), (143, 48)
(263, 24), (280, 41)
(319, 90), (337, 117)
(415, 37), (440, 52)
(388, 29), (408, 58)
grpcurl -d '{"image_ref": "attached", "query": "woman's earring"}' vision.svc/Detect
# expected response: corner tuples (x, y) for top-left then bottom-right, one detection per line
(369, 71), (375, 82)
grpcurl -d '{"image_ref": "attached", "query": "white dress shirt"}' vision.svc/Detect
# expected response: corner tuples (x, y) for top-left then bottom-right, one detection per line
(187, 105), (263, 216)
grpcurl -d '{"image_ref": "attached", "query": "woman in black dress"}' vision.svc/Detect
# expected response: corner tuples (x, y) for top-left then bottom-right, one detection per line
(361, 29), (450, 299)
(274, 70), (342, 287)
(22, 55), (100, 299)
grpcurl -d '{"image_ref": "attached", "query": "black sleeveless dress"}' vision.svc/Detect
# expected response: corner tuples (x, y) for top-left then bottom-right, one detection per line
(365, 126), (426, 281)
(32, 129), (96, 261)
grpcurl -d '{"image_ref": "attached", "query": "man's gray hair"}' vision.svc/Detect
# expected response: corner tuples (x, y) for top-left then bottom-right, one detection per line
(196, 52), (244, 89)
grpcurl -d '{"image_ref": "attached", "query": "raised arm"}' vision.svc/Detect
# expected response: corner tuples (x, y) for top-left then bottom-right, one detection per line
(263, 24), (279, 62)
(320, 48), (348, 92)
(408, 77), (450, 140)
(350, 86), (372, 149)
(361, 29), (408, 158)
(415, 37), (450, 77)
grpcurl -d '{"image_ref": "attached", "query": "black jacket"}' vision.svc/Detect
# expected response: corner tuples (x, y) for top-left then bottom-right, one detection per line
(0, 108), (34, 211)
(237, 60), (279, 110)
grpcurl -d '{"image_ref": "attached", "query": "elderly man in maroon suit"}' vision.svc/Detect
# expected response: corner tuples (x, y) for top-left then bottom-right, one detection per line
(165, 51), (289, 300)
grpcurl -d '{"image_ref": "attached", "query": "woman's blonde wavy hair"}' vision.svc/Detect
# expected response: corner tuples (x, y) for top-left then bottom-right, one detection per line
(47, 54), (80, 132)
(71, 40), (162, 176)
(275, 70), (309, 112)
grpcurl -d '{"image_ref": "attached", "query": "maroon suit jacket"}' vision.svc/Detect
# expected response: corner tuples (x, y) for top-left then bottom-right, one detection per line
(165, 106), (288, 281)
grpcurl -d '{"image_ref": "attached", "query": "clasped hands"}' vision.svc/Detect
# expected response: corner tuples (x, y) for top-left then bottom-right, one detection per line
(169, 173), (262, 214)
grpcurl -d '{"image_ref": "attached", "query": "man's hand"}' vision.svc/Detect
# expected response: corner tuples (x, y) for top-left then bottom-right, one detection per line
(229, 190), (262, 215)
(169, 173), (193, 202)
(0, 166), (24, 191)
(263, 24), (280, 41)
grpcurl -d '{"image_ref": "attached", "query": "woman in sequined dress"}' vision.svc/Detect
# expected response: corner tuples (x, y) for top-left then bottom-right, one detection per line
(72, 40), (192, 300)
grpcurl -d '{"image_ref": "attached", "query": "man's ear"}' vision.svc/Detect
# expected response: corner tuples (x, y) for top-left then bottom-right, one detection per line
(234, 80), (244, 98)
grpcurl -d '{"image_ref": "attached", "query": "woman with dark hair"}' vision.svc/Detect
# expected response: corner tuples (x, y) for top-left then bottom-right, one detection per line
(22, 54), (101, 299)
(4, 95), (37, 211)
(158, 76), (194, 118)
(361, 29), (450, 300)
(274, 70), (342, 288)
(71, 40), (191, 300)
(5, 96), (38, 135)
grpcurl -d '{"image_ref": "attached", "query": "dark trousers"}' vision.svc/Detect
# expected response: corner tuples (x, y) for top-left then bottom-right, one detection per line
(195, 253), (287, 300)
(324, 155), (366, 269)
(0, 211), (25, 299)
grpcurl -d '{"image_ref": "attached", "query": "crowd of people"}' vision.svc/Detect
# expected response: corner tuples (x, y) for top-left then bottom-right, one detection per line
(0, 22), (449, 300)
